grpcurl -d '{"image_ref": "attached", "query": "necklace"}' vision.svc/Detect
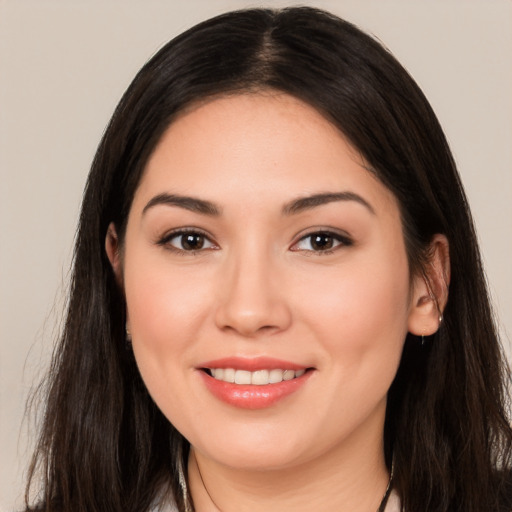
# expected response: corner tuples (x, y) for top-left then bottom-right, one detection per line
(376, 457), (395, 512)
(178, 454), (395, 512)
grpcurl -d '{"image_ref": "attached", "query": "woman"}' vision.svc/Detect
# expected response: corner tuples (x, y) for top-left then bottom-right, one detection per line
(24, 7), (512, 512)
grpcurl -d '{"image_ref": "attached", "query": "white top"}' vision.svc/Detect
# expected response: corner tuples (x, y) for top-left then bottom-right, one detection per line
(385, 490), (402, 512)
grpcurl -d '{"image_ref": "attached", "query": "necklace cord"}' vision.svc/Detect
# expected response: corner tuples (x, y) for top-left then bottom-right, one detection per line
(180, 452), (395, 512)
(195, 452), (222, 511)
(377, 457), (395, 512)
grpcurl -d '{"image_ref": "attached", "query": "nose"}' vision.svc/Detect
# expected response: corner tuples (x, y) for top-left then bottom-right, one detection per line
(214, 250), (292, 338)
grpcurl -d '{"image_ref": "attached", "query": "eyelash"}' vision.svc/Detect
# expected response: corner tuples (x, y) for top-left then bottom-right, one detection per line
(291, 230), (353, 255)
(157, 228), (218, 254)
(156, 229), (353, 255)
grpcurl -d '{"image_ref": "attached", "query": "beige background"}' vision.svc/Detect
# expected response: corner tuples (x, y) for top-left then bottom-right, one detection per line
(1, 1), (510, 510)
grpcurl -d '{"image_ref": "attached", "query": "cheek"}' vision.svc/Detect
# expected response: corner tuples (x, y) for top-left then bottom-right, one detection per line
(123, 259), (218, 429)
(299, 248), (410, 364)
(123, 253), (213, 379)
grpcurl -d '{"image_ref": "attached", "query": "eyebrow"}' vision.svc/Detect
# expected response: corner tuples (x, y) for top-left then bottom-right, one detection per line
(142, 191), (375, 218)
(142, 193), (221, 216)
(282, 192), (375, 215)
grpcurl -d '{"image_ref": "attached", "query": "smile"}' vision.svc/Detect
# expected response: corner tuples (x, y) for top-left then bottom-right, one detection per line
(206, 368), (306, 385)
(198, 358), (314, 409)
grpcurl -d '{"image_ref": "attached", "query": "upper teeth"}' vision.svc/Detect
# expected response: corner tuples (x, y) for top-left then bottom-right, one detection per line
(209, 368), (306, 385)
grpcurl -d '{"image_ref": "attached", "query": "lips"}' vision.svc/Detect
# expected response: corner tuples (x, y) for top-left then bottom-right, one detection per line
(197, 357), (313, 409)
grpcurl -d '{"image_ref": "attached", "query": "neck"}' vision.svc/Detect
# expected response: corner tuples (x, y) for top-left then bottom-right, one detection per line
(187, 422), (390, 512)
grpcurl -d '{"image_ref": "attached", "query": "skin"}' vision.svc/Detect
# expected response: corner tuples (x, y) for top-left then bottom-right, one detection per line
(107, 92), (449, 512)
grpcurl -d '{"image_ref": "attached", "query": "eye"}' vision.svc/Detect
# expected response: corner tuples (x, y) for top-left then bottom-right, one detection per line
(159, 230), (217, 252)
(291, 231), (352, 253)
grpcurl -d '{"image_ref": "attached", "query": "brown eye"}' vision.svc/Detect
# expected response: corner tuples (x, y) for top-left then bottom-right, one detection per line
(181, 233), (206, 250)
(162, 230), (216, 252)
(292, 231), (352, 253)
(310, 234), (334, 250)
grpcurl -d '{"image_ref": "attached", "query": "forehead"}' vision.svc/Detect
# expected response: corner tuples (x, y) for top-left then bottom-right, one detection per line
(133, 92), (398, 216)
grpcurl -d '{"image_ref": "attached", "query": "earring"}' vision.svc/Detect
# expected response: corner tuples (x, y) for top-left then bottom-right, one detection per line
(421, 335), (425, 346)
(126, 325), (132, 344)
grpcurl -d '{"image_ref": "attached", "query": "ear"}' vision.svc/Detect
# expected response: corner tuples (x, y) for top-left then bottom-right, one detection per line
(105, 222), (123, 285)
(408, 234), (450, 336)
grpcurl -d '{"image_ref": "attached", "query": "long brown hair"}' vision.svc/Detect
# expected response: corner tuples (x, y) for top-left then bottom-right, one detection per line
(26, 7), (512, 512)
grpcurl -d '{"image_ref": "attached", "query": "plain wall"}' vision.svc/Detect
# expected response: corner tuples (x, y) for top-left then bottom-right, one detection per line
(1, 1), (510, 509)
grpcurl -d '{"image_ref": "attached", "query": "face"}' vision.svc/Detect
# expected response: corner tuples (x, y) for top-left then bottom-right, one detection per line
(116, 93), (419, 471)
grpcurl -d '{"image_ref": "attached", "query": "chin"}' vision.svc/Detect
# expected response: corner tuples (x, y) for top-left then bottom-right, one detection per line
(202, 444), (307, 472)
(188, 422), (313, 471)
